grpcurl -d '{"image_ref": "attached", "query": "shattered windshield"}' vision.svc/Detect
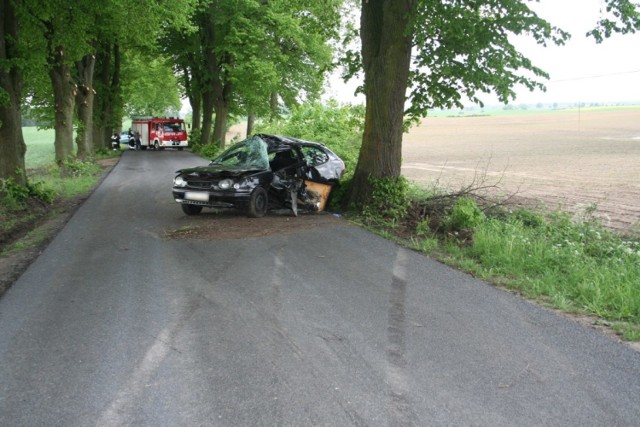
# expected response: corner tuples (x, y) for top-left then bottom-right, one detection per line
(211, 136), (269, 170)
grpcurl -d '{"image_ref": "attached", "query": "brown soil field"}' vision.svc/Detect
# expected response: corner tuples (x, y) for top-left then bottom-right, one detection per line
(402, 108), (640, 234)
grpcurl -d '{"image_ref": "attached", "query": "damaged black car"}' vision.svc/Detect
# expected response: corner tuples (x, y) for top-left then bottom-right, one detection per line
(172, 134), (346, 217)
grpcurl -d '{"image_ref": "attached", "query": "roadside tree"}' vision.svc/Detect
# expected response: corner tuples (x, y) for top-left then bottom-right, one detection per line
(175, 0), (343, 147)
(0, 0), (27, 185)
(346, 0), (640, 207)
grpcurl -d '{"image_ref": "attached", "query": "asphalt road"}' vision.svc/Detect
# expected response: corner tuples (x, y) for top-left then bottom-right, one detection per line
(1, 150), (639, 426)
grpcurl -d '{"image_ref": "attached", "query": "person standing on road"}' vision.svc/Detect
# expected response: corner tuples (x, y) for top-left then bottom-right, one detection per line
(111, 133), (120, 150)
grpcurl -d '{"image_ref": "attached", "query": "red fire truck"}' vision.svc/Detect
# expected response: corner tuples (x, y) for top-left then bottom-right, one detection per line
(130, 117), (188, 150)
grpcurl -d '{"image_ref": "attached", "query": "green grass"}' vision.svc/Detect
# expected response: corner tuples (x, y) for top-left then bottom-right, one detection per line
(23, 127), (57, 169)
(435, 212), (640, 340)
(1, 226), (50, 256)
(21, 127), (115, 198)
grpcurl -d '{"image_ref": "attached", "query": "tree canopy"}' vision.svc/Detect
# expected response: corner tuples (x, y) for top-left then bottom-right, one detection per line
(164, 0), (344, 146)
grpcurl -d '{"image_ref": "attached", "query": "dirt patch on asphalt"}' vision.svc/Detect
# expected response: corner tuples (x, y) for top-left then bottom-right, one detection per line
(164, 210), (346, 240)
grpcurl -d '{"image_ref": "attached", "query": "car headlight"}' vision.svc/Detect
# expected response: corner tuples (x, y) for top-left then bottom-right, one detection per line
(218, 178), (233, 190)
(174, 176), (187, 187)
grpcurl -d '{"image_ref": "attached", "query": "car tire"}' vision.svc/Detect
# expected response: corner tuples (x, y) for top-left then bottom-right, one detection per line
(181, 204), (203, 216)
(247, 187), (268, 218)
(154, 141), (160, 150)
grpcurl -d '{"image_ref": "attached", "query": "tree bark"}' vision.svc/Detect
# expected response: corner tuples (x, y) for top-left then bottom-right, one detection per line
(269, 92), (279, 122)
(246, 111), (255, 136)
(44, 22), (75, 167)
(201, 88), (214, 145)
(75, 54), (96, 159)
(347, 0), (415, 207)
(0, 0), (27, 185)
(182, 62), (201, 130)
(49, 50), (76, 166)
(212, 97), (228, 146)
(199, 5), (217, 146)
(93, 43), (120, 150)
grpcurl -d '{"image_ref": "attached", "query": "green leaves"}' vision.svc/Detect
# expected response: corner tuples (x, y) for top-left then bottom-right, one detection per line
(407, 0), (569, 116)
(587, 0), (640, 42)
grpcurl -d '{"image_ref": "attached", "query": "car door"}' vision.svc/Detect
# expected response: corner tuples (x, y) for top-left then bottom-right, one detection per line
(300, 145), (334, 183)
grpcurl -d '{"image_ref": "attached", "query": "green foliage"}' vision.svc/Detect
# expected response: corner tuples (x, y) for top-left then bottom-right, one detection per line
(464, 212), (640, 330)
(510, 208), (547, 228)
(587, 0), (640, 43)
(188, 128), (203, 147)
(446, 197), (485, 231)
(410, 236), (439, 253)
(188, 127), (226, 159)
(361, 176), (409, 227)
(193, 143), (224, 161)
(121, 51), (182, 117)
(415, 219), (431, 236)
(0, 177), (55, 206)
(61, 159), (100, 178)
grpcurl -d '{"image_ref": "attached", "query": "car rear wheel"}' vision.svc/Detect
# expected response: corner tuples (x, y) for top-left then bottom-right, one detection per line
(247, 187), (268, 218)
(181, 204), (203, 215)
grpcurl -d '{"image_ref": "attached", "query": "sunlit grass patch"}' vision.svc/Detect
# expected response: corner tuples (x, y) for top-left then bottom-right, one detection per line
(463, 213), (640, 334)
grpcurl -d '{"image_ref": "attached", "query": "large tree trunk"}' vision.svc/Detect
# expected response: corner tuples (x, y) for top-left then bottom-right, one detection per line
(246, 110), (255, 136)
(93, 43), (120, 150)
(211, 69), (233, 146)
(199, 5), (217, 146)
(269, 92), (279, 122)
(212, 98), (229, 146)
(75, 54), (96, 159)
(49, 53), (76, 167)
(347, 0), (415, 207)
(0, 0), (27, 186)
(191, 93), (202, 130)
(44, 21), (75, 167)
(201, 89), (214, 145)
(182, 63), (201, 130)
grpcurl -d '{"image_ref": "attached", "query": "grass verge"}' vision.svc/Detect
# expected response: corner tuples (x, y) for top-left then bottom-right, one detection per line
(355, 179), (640, 342)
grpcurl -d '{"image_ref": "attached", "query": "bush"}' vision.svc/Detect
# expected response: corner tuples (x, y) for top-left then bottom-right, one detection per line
(510, 208), (546, 228)
(362, 176), (409, 227)
(446, 197), (485, 231)
(188, 128), (202, 148)
(192, 142), (224, 160)
(0, 177), (55, 206)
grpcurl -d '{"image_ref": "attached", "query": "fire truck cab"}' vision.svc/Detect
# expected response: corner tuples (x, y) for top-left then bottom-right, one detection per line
(131, 117), (188, 150)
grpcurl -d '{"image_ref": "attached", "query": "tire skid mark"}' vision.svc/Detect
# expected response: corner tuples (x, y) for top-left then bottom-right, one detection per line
(386, 247), (417, 426)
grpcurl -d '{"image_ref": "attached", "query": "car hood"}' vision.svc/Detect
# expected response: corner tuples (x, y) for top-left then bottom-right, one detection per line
(176, 164), (266, 179)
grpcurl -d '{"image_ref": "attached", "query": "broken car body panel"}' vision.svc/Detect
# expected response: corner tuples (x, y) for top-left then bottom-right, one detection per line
(172, 134), (345, 217)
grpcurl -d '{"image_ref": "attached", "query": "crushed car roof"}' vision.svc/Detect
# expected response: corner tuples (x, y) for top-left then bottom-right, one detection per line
(255, 134), (330, 152)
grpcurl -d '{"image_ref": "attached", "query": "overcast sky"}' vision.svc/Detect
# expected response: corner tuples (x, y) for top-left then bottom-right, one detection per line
(325, 0), (640, 106)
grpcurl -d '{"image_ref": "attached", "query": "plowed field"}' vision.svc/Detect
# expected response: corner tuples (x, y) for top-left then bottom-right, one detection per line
(402, 108), (640, 233)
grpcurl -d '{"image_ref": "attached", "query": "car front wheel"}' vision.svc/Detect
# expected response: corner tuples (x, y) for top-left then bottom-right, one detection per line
(181, 204), (203, 216)
(247, 187), (268, 218)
